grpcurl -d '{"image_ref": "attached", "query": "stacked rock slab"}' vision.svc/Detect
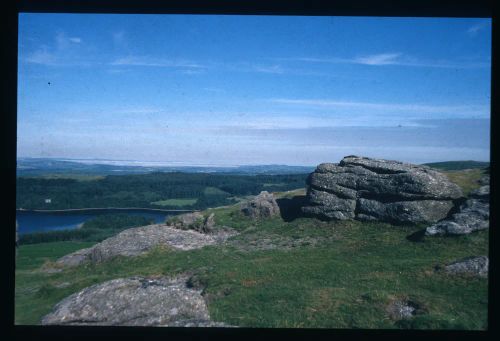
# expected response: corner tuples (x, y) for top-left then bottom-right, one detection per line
(302, 156), (463, 224)
(425, 176), (489, 236)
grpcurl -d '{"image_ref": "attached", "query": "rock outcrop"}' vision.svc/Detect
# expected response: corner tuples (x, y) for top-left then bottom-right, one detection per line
(425, 176), (489, 236)
(241, 191), (281, 220)
(437, 256), (489, 278)
(55, 223), (238, 267)
(41, 275), (232, 327)
(302, 156), (463, 224)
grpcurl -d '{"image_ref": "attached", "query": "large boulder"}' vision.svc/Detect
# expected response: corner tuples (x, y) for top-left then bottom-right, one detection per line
(41, 275), (232, 327)
(302, 156), (463, 224)
(241, 191), (281, 220)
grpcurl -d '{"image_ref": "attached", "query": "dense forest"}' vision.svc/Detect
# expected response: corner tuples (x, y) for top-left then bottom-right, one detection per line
(16, 172), (309, 210)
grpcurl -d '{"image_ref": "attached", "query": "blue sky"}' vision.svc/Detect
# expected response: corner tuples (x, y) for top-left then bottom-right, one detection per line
(17, 14), (491, 166)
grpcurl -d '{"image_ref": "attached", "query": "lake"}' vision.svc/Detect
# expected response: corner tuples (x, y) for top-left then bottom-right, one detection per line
(16, 209), (178, 234)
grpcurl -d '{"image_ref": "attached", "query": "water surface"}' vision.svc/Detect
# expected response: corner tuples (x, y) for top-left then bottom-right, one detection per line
(16, 209), (173, 234)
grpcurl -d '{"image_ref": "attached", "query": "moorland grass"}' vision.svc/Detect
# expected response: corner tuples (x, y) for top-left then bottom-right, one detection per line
(14, 169), (489, 328)
(15, 214), (488, 328)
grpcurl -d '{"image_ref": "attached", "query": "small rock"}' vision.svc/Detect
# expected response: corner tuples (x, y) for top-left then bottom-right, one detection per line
(440, 256), (488, 278)
(241, 191), (280, 220)
(386, 298), (422, 320)
(167, 212), (217, 234)
(478, 175), (490, 186)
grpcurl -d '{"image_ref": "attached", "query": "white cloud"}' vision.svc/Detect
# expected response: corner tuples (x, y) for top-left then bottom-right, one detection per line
(252, 64), (285, 74)
(69, 37), (82, 43)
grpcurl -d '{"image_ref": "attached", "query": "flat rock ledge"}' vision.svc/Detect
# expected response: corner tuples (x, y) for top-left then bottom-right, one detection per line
(437, 256), (489, 278)
(302, 156), (463, 225)
(41, 275), (234, 327)
(55, 224), (239, 267)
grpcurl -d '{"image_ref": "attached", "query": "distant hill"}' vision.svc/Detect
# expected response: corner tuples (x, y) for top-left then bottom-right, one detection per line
(422, 161), (489, 171)
(16, 158), (315, 176)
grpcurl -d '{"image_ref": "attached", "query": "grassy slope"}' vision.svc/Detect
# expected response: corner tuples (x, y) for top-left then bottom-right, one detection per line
(15, 170), (488, 329)
(442, 169), (485, 196)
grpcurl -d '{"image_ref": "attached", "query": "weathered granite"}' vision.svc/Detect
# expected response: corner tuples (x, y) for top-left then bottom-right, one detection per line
(438, 256), (488, 278)
(167, 212), (216, 234)
(41, 275), (234, 327)
(241, 191), (281, 220)
(55, 224), (238, 267)
(425, 181), (489, 236)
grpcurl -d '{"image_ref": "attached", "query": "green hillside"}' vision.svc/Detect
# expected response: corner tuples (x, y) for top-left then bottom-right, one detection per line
(423, 161), (489, 171)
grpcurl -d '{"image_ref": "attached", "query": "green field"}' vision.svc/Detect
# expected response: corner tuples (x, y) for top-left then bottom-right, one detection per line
(204, 186), (230, 195)
(25, 173), (106, 181)
(263, 183), (286, 187)
(14, 168), (488, 328)
(151, 198), (198, 207)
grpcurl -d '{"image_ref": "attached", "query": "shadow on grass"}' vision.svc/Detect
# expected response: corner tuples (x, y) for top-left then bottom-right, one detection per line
(276, 196), (308, 222)
(406, 229), (426, 242)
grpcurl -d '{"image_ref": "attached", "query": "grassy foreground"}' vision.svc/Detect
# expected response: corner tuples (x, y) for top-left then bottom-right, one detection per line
(15, 172), (488, 329)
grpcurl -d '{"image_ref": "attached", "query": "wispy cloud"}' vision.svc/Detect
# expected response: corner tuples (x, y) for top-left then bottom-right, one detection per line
(112, 31), (126, 45)
(203, 87), (226, 93)
(273, 53), (489, 69)
(110, 56), (205, 69)
(467, 22), (488, 36)
(24, 32), (89, 66)
(354, 53), (401, 65)
(24, 46), (58, 65)
(252, 64), (285, 74)
(268, 98), (489, 116)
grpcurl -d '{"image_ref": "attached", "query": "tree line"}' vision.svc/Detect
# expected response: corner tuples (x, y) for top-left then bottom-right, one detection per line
(16, 172), (308, 210)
